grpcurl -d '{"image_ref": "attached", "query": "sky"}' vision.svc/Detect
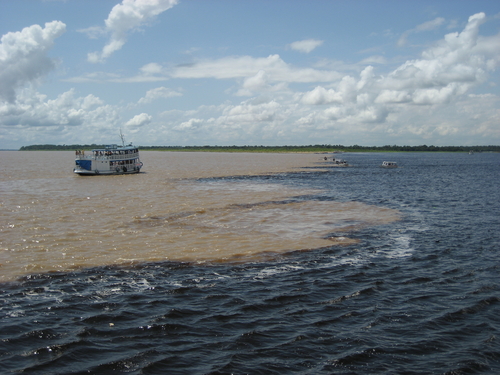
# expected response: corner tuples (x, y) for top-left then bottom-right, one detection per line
(1, 0), (500, 149)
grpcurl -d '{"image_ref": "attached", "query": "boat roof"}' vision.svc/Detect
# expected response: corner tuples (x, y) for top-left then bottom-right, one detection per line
(92, 144), (137, 151)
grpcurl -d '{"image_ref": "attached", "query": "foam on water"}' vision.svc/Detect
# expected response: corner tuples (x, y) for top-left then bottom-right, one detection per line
(253, 265), (306, 280)
(386, 233), (414, 258)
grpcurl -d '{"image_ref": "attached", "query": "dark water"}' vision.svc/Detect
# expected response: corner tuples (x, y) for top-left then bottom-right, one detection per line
(1, 152), (500, 374)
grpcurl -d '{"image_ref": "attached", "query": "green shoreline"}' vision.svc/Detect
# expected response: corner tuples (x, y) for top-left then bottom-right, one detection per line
(18, 144), (500, 153)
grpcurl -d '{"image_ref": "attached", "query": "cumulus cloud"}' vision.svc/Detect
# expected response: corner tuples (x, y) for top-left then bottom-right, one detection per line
(87, 0), (178, 63)
(174, 118), (204, 131)
(3, 10), (500, 148)
(0, 87), (121, 146)
(289, 39), (324, 53)
(241, 70), (269, 92)
(221, 100), (282, 124)
(0, 22), (127, 145)
(286, 12), (500, 140)
(390, 13), (489, 97)
(0, 88), (112, 126)
(236, 70), (288, 96)
(374, 90), (411, 104)
(0, 21), (66, 102)
(422, 13), (486, 60)
(302, 13), (495, 113)
(138, 87), (182, 104)
(301, 86), (343, 105)
(149, 13), (499, 146)
(125, 112), (152, 128)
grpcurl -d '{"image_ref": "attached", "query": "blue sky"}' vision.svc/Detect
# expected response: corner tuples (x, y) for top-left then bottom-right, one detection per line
(1, 0), (500, 149)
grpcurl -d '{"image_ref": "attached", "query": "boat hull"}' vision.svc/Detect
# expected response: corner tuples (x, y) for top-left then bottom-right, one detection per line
(381, 161), (398, 168)
(73, 167), (142, 175)
(332, 158), (349, 167)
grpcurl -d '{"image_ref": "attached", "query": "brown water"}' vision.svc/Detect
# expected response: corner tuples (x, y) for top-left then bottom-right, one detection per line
(0, 151), (400, 282)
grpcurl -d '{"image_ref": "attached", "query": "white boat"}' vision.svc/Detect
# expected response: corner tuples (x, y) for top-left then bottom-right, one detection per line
(332, 158), (349, 166)
(381, 161), (398, 168)
(74, 144), (143, 175)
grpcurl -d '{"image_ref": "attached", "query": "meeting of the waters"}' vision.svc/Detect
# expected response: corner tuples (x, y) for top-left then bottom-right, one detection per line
(1, 151), (499, 374)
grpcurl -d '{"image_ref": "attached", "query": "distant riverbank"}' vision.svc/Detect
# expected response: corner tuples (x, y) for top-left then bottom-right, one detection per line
(17, 144), (500, 153)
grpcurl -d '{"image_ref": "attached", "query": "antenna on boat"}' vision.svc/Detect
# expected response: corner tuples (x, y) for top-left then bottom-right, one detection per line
(119, 129), (125, 147)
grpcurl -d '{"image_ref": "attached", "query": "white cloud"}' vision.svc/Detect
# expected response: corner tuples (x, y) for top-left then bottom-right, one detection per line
(422, 13), (486, 61)
(77, 25), (105, 39)
(171, 54), (342, 83)
(416, 17), (446, 32)
(65, 63), (169, 83)
(221, 100), (282, 124)
(88, 0), (178, 63)
(0, 88), (114, 127)
(291, 12), (499, 137)
(138, 87), (182, 104)
(140, 62), (164, 75)
(125, 112), (152, 128)
(375, 90), (411, 104)
(0, 21), (66, 102)
(0, 87), (121, 145)
(147, 12), (499, 146)
(174, 118), (204, 131)
(359, 55), (387, 65)
(236, 70), (288, 96)
(412, 85), (459, 105)
(63, 71), (122, 83)
(398, 17), (445, 46)
(3, 9), (500, 149)
(301, 86), (343, 105)
(129, 10), (497, 146)
(301, 75), (358, 105)
(289, 39), (324, 53)
(241, 70), (268, 91)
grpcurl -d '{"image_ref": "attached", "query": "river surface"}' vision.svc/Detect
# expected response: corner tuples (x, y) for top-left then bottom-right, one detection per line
(1, 151), (499, 374)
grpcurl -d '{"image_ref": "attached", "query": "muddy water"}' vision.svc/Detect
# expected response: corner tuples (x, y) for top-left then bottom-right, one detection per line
(0, 151), (399, 281)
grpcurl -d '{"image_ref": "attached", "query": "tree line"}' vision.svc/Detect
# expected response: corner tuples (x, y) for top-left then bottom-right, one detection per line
(19, 144), (500, 152)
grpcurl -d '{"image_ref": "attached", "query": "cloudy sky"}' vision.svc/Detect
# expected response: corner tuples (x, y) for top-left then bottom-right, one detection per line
(1, 0), (500, 149)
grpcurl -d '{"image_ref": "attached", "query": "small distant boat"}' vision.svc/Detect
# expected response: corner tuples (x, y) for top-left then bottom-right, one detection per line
(381, 161), (398, 168)
(74, 143), (143, 175)
(332, 158), (349, 167)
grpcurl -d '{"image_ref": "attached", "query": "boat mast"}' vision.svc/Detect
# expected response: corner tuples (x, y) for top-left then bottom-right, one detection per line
(119, 129), (125, 147)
